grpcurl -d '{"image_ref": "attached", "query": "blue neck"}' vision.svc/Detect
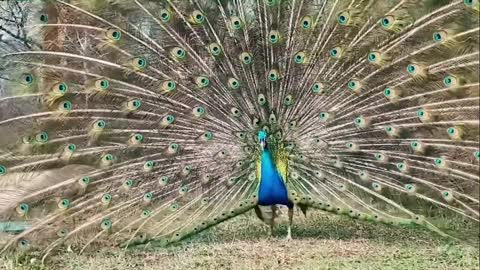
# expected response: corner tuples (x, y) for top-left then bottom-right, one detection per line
(257, 148), (292, 208)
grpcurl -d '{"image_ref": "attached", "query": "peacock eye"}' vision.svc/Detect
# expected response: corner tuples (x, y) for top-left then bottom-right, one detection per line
(0, 165), (7, 175)
(240, 52), (253, 65)
(208, 43), (222, 56)
(195, 76), (210, 88)
(39, 14), (48, 23)
(160, 9), (171, 23)
(55, 82), (68, 94)
(35, 132), (49, 143)
(131, 57), (147, 70)
(230, 16), (242, 29)
(141, 209), (151, 218)
(329, 47), (342, 59)
(433, 30), (447, 42)
(191, 10), (205, 24)
(268, 69), (280, 82)
(268, 30), (281, 44)
(193, 106), (206, 118)
(284, 95), (293, 106)
(228, 78), (240, 89)
(381, 17), (392, 28)
(171, 47), (186, 60)
(294, 51), (307, 64)
(474, 150), (480, 160)
(95, 120), (106, 129)
(123, 179), (134, 189)
(258, 94), (267, 105)
(106, 28), (122, 41)
(464, 0), (474, 6)
(203, 131), (213, 141)
(59, 100), (72, 112)
(79, 176), (90, 185)
(231, 107), (241, 117)
(368, 52), (380, 63)
(22, 73), (34, 85)
(337, 11), (350, 25)
(101, 219), (112, 230)
(301, 16), (312, 29)
(265, 0), (278, 6)
(407, 64), (417, 74)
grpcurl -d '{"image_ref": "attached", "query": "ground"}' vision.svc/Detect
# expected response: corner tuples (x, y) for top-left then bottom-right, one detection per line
(1, 211), (479, 270)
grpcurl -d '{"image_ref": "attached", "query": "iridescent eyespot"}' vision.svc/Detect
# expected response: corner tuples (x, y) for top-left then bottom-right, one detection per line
(268, 69), (280, 82)
(208, 43), (222, 56)
(265, 0), (278, 6)
(95, 79), (110, 91)
(94, 120), (106, 130)
(101, 219), (112, 231)
(79, 176), (90, 187)
(168, 143), (179, 154)
(106, 28), (122, 42)
(240, 52), (253, 65)
(101, 193), (112, 205)
(284, 95), (293, 106)
(228, 78), (240, 90)
(39, 14), (48, 23)
(301, 16), (312, 29)
(193, 106), (205, 118)
(53, 82), (68, 94)
(123, 179), (134, 190)
(231, 107), (241, 117)
(433, 30), (447, 42)
(202, 131), (213, 141)
(161, 114), (175, 127)
(21, 73), (34, 85)
(57, 228), (68, 238)
(143, 192), (153, 203)
(160, 9), (172, 23)
(195, 76), (210, 88)
(268, 30), (281, 44)
(66, 143), (77, 152)
(319, 112), (330, 121)
(191, 10), (205, 24)
(170, 202), (179, 211)
(161, 80), (176, 93)
(0, 165), (7, 176)
(230, 16), (242, 30)
(35, 132), (49, 143)
(129, 133), (143, 145)
(58, 199), (70, 209)
(132, 57), (148, 70)
(171, 47), (186, 60)
(258, 94), (267, 105)
(337, 11), (350, 25)
(294, 51), (307, 64)
(16, 203), (29, 216)
(58, 100), (72, 112)
(159, 176), (169, 186)
(18, 239), (29, 250)
(141, 209), (151, 218)
(144, 161), (155, 171)
(381, 16), (393, 29)
(329, 47), (342, 59)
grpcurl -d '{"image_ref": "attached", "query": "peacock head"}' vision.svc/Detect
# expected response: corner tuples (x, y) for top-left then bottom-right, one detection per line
(258, 130), (267, 150)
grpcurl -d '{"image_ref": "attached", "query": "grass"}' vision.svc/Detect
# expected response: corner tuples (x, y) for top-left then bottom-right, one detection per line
(1, 210), (479, 270)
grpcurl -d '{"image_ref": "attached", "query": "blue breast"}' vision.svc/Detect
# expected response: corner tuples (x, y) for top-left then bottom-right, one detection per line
(258, 150), (293, 208)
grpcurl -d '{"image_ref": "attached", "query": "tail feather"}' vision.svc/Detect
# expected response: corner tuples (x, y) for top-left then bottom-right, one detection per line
(0, 0), (478, 258)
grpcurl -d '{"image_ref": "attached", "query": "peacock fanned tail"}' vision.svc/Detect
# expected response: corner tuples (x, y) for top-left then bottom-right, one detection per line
(0, 0), (479, 259)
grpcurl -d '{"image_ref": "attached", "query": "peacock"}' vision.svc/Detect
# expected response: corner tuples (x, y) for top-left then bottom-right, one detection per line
(0, 0), (479, 261)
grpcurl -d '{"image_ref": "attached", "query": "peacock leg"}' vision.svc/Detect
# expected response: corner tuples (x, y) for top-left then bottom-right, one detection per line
(286, 207), (293, 240)
(269, 205), (277, 237)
